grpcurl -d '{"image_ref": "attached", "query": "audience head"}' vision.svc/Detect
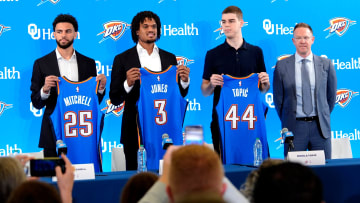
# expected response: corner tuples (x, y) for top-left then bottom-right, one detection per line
(166, 145), (226, 203)
(7, 181), (61, 203)
(175, 191), (226, 203)
(240, 158), (284, 202)
(120, 172), (158, 203)
(0, 157), (26, 203)
(253, 162), (323, 203)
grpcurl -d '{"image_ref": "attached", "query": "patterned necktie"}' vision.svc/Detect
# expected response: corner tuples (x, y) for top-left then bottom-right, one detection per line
(301, 59), (312, 116)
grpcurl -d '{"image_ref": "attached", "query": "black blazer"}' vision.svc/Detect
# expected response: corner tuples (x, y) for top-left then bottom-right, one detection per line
(30, 50), (104, 149)
(109, 46), (188, 146)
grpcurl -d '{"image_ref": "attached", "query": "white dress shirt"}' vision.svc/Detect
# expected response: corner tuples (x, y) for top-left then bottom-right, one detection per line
(124, 43), (190, 93)
(41, 48), (78, 100)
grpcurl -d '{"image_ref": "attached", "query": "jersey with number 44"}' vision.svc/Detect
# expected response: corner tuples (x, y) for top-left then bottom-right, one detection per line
(137, 65), (188, 170)
(51, 77), (103, 172)
(216, 74), (269, 165)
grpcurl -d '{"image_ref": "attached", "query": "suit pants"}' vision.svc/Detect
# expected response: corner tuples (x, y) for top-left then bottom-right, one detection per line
(43, 148), (57, 157)
(123, 141), (138, 171)
(284, 118), (331, 159)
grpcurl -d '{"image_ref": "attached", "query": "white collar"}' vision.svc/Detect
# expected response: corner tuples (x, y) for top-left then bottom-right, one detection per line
(295, 52), (313, 63)
(136, 43), (159, 55)
(55, 48), (76, 60)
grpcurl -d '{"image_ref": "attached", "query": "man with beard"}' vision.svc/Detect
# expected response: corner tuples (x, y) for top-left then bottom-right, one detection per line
(110, 11), (190, 170)
(31, 14), (106, 157)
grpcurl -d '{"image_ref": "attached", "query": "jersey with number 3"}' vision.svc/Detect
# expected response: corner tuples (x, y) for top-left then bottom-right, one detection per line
(216, 74), (269, 165)
(137, 65), (188, 170)
(51, 77), (103, 172)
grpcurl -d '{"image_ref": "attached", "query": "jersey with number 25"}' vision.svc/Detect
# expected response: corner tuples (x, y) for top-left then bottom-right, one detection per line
(216, 74), (269, 165)
(51, 77), (103, 172)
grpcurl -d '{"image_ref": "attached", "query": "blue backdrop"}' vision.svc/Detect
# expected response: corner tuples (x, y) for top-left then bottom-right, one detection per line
(0, 0), (359, 171)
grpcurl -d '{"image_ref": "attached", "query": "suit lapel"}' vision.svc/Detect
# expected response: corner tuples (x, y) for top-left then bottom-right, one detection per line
(286, 55), (297, 98)
(159, 49), (168, 71)
(76, 51), (87, 81)
(130, 46), (142, 68)
(49, 51), (61, 76)
(313, 55), (323, 96)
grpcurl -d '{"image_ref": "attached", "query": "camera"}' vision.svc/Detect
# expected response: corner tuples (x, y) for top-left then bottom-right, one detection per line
(184, 125), (204, 145)
(30, 158), (66, 177)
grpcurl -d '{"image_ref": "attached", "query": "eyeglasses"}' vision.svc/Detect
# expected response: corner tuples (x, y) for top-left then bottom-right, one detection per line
(294, 36), (312, 41)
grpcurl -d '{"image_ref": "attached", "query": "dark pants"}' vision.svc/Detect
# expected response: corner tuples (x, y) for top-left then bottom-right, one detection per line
(284, 119), (331, 159)
(123, 142), (138, 171)
(43, 148), (57, 157)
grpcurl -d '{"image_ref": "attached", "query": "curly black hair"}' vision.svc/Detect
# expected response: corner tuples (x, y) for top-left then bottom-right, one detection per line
(52, 14), (78, 32)
(131, 11), (161, 43)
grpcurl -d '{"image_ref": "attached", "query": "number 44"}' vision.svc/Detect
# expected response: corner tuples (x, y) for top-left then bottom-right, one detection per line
(225, 104), (257, 130)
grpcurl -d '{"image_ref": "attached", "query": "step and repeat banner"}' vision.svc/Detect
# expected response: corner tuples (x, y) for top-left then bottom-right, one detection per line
(0, 0), (359, 171)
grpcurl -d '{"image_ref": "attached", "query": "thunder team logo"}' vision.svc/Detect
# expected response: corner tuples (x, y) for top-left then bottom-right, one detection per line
(37, 0), (60, 6)
(101, 100), (125, 117)
(324, 17), (356, 38)
(214, 21), (248, 40)
(0, 101), (12, 116)
(272, 54), (291, 68)
(97, 21), (131, 43)
(176, 56), (194, 66)
(0, 24), (11, 37)
(336, 89), (359, 108)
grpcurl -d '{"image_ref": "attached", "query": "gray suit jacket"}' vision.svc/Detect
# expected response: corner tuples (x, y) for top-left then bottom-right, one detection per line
(273, 54), (337, 138)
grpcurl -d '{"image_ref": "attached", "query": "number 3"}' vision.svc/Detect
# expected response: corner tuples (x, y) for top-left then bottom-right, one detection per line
(154, 99), (167, 125)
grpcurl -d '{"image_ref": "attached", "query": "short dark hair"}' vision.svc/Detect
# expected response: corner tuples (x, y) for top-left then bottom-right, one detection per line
(131, 11), (161, 43)
(253, 162), (323, 203)
(120, 172), (158, 203)
(222, 6), (243, 20)
(294, 22), (313, 35)
(52, 14), (78, 32)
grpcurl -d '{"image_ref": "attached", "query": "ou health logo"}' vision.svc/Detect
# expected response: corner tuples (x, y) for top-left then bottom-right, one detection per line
(324, 17), (356, 38)
(37, 0), (60, 6)
(97, 21), (131, 43)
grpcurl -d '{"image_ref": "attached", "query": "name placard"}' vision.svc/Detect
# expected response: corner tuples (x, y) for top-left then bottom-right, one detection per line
(287, 150), (325, 165)
(159, 159), (164, 175)
(52, 163), (95, 181)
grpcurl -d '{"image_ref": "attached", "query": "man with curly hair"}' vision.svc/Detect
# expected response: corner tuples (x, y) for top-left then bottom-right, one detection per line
(110, 11), (190, 170)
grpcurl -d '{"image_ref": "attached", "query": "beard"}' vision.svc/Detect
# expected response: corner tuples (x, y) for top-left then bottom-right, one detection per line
(145, 39), (156, 44)
(56, 38), (74, 49)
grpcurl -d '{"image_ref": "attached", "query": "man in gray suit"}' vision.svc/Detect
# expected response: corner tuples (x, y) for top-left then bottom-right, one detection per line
(273, 23), (337, 159)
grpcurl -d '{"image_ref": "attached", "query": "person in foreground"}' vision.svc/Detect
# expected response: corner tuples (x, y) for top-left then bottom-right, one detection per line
(138, 145), (248, 203)
(252, 162), (324, 203)
(273, 23), (337, 159)
(0, 154), (74, 203)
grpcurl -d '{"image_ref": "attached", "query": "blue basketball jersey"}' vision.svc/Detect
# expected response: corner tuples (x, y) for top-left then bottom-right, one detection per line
(51, 77), (103, 172)
(137, 65), (188, 170)
(216, 74), (269, 165)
